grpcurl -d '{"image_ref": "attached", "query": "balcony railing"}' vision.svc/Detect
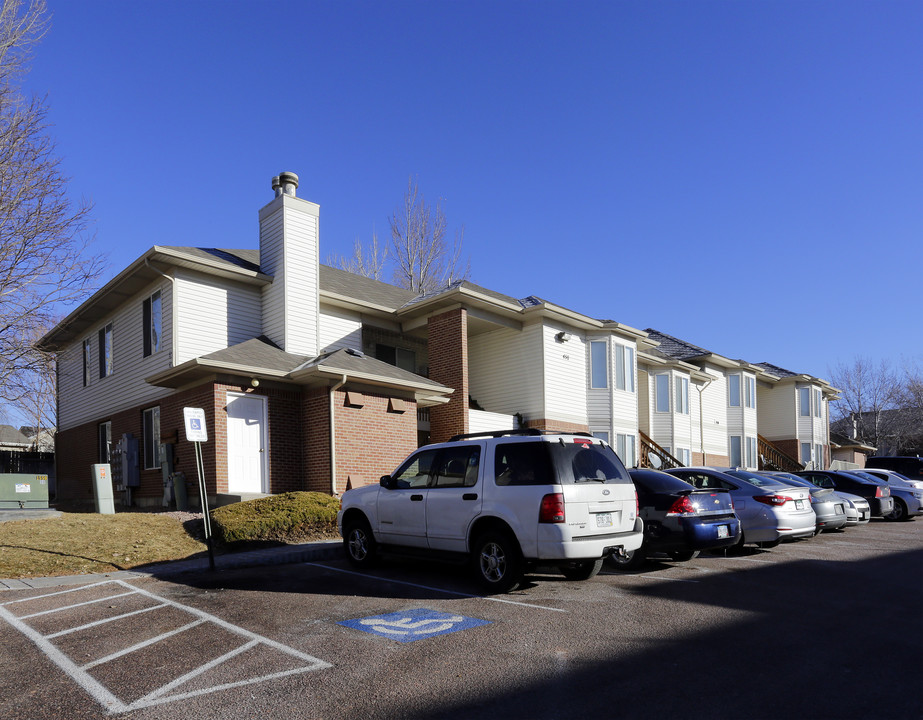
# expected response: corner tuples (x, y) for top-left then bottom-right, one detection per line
(758, 435), (804, 473)
(638, 430), (683, 470)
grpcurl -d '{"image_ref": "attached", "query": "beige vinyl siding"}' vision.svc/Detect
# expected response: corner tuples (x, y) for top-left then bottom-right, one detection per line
(543, 324), (587, 426)
(174, 270), (261, 364)
(588, 335), (638, 438)
(57, 280), (174, 431)
(319, 306), (362, 353)
(259, 207), (285, 347)
(757, 383), (795, 440)
(698, 365), (729, 457)
(468, 323), (544, 418)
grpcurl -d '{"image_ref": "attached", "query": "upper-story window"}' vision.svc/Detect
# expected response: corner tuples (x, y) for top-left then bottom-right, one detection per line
(82, 338), (91, 387)
(98, 323), (113, 379)
(675, 376), (689, 415)
(590, 341), (608, 389)
(814, 389), (822, 418)
(655, 374), (670, 413)
(614, 344), (634, 392)
(745, 376), (756, 409)
(143, 290), (162, 357)
(799, 387), (811, 417)
(376, 344), (416, 373)
(728, 374), (741, 407)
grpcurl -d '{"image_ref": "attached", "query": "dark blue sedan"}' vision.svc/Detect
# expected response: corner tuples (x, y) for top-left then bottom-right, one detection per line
(609, 469), (741, 570)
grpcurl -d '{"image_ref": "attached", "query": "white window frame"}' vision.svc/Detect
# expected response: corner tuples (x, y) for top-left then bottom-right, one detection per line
(746, 436), (757, 468)
(815, 443), (824, 469)
(82, 338), (91, 387)
(676, 447), (691, 466)
(730, 436), (742, 468)
(801, 442), (812, 465)
(592, 431), (610, 443)
(655, 374), (670, 413)
(590, 341), (608, 389)
(814, 389), (822, 418)
(143, 289), (162, 357)
(616, 433), (637, 468)
(745, 376), (756, 409)
(675, 376), (689, 415)
(615, 344), (635, 392)
(729, 374), (741, 407)
(98, 323), (113, 379)
(799, 387), (811, 417)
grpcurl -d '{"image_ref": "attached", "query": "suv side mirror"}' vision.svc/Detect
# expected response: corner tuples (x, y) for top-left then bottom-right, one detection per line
(380, 474), (394, 489)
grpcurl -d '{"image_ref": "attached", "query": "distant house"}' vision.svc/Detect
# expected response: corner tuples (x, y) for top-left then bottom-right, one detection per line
(0, 425), (31, 452)
(830, 409), (923, 457)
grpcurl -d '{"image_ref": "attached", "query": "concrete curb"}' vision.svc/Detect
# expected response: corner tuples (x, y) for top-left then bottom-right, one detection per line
(0, 539), (344, 591)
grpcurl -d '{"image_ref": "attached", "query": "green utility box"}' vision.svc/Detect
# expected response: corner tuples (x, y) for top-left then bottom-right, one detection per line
(0, 474), (50, 509)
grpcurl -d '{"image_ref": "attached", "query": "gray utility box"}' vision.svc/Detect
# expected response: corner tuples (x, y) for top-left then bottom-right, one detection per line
(0, 474), (50, 509)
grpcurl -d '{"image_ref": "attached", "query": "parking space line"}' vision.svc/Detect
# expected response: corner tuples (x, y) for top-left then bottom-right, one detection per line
(19, 590), (137, 619)
(46, 602), (170, 639)
(0, 579), (332, 714)
(305, 562), (568, 613)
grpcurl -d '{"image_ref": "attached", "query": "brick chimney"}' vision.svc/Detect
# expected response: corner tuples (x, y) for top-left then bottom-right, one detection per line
(258, 171), (320, 356)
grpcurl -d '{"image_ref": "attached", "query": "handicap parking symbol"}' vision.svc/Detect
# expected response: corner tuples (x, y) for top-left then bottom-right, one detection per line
(338, 608), (490, 643)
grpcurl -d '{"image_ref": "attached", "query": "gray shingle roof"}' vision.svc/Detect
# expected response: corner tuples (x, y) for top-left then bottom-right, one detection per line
(644, 329), (713, 361)
(200, 336), (307, 373)
(753, 362), (799, 378)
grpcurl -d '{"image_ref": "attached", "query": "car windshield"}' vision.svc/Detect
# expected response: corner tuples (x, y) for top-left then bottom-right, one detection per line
(726, 470), (784, 488)
(551, 440), (631, 484)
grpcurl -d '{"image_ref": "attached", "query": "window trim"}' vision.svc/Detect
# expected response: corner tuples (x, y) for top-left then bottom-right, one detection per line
(98, 323), (113, 379)
(82, 338), (91, 387)
(590, 341), (608, 389)
(730, 436), (742, 468)
(614, 344), (635, 392)
(675, 376), (689, 415)
(143, 289), (162, 358)
(745, 376), (756, 409)
(142, 406), (160, 470)
(799, 387), (811, 417)
(98, 421), (111, 464)
(655, 373), (670, 413)
(728, 374), (741, 407)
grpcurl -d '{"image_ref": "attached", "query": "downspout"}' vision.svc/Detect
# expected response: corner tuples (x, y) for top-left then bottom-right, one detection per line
(696, 377), (713, 465)
(330, 374), (347, 495)
(144, 259), (177, 364)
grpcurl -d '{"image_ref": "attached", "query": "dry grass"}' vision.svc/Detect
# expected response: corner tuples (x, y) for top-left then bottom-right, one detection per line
(0, 512), (207, 579)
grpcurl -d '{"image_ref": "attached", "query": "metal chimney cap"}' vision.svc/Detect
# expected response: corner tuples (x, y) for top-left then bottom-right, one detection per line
(278, 171), (299, 196)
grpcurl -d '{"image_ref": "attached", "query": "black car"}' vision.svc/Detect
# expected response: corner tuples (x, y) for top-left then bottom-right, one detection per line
(796, 470), (895, 518)
(865, 456), (923, 481)
(609, 469), (741, 569)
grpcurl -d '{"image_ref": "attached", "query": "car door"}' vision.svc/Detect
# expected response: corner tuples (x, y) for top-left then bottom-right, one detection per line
(425, 443), (484, 552)
(376, 448), (438, 548)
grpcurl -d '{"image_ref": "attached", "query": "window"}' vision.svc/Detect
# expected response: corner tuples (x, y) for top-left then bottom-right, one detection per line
(815, 443), (824, 469)
(142, 407), (160, 470)
(728, 374), (741, 407)
(392, 448), (438, 488)
(799, 387), (811, 417)
(143, 290), (162, 357)
(615, 344), (635, 392)
(616, 433), (636, 468)
(745, 376), (756, 409)
(655, 374), (670, 413)
(729, 436), (742, 468)
(98, 323), (113, 379)
(82, 339), (91, 387)
(495, 442), (553, 486)
(432, 446), (480, 488)
(375, 344), (416, 373)
(98, 421), (111, 463)
(590, 341), (608, 389)
(675, 377), (689, 415)
(592, 431), (610, 443)
(814, 389), (822, 418)
(676, 447), (691, 466)
(801, 442), (812, 465)
(746, 436), (757, 468)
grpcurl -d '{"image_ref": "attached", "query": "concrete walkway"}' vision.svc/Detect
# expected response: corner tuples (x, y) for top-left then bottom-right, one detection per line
(0, 539), (344, 591)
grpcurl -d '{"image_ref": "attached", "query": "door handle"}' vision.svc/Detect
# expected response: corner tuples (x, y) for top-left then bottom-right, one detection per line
(410, 494), (424, 502)
(463, 493), (478, 501)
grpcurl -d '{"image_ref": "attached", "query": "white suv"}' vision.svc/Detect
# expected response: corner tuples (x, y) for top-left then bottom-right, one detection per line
(337, 430), (643, 593)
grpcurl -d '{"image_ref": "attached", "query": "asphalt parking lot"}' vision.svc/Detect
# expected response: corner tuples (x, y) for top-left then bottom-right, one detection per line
(1, 519), (921, 720)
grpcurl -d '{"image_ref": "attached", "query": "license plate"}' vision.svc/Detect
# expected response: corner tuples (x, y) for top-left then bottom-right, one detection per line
(717, 524), (730, 538)
(595, 512), (612, 528)
(795, 500), (805, 510)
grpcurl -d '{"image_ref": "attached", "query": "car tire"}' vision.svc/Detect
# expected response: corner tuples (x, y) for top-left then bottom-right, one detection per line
(607, 547), (647, 571)
(560, 558), (604, 581)
(343, 518), (378, 568)
(885, 499), (907, 522)
(472, 530), (523, 593)
(668, 550), (700, 562)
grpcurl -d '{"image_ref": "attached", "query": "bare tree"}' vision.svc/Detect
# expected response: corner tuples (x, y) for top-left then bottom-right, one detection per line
(0, 0), (102, 404)
(828, 357), (901, 448)
(389, 176), (469, 294)
(327, 230), (388, 281)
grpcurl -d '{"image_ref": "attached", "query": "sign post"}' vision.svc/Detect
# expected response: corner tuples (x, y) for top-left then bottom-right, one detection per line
(184, 407), (215, 570)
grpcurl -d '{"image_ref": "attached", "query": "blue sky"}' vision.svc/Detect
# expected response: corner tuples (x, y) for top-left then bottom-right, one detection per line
(26, 0), (923, 383)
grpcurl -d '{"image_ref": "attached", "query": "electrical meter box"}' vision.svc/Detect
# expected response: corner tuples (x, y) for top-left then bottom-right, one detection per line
(91, 463), (115, 514)
(0, 474), (50, 509)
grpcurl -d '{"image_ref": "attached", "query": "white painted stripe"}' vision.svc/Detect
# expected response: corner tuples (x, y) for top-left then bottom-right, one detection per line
(81, 620), (206, 670)
(0, 580), (114, 605)
(46, 602), (169, 639)
(304, 562), (568, 613)
(0, 602), (128, 714)
(140, 639), (260, 702)
(19, 590), (136, 619)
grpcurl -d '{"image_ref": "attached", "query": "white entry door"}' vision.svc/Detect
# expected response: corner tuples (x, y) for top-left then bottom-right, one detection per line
(226, 393), (268, 493)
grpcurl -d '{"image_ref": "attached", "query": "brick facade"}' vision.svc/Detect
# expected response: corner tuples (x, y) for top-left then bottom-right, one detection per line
(428, 308), (469, 443)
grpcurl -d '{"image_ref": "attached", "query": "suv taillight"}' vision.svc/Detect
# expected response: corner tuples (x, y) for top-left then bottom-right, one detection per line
(754, 494), (792, 507)
(875, 486), (890, 497)
(666, 496), (697, 516)
(539, 493), (565, 523)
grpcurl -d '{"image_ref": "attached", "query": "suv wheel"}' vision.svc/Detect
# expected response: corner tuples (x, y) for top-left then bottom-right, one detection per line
(343, 518), (378, 568)
(560, 558), (604, 581)
(472, 531), (523, 593)
(607, 547), (646, 571)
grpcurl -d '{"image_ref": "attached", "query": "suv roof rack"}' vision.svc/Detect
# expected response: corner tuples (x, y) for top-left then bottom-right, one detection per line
(447, 429), (596, 442)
